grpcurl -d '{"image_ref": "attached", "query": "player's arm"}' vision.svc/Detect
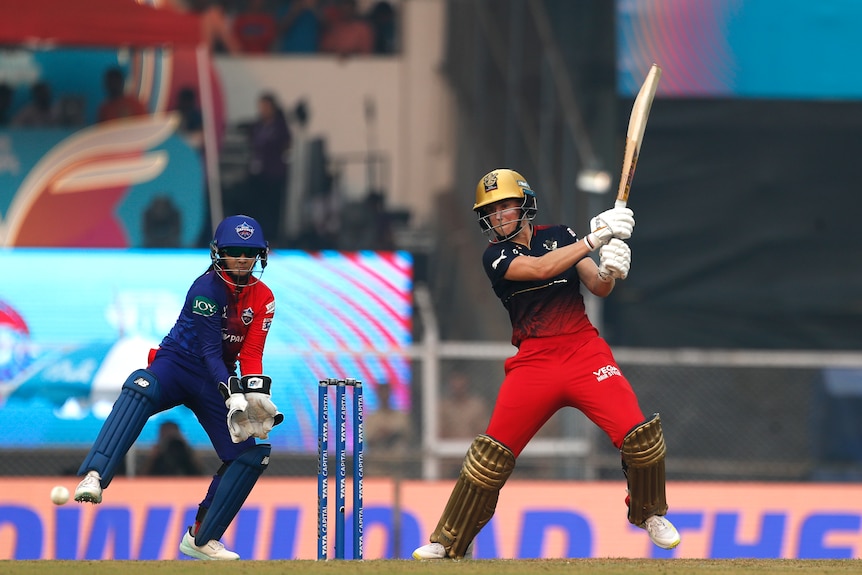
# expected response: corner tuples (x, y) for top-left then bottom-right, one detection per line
(577, 255), (614, 297)
(237, 286), (282, 440)
(504, 239), (593, 281)
(237, 287), (275, 376)
(189, 290), (232, 384)
(505, 208), (634, 282)
(579, 238), (632, 297)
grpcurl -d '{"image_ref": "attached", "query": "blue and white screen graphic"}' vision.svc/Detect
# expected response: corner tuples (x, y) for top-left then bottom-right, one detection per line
(0, 249), (412, 451)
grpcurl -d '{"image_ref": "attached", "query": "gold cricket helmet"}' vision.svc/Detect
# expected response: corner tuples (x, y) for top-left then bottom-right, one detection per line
(473, 168), (538, 242)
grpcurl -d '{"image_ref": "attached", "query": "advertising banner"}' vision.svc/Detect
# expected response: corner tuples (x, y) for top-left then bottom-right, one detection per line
(3, 478), (861, 560)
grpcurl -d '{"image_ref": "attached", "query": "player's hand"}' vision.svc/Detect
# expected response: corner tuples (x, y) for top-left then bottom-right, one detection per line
(585, 207), (635, 250)
(219, 376), (254, 443)
(598, 238), (631, 280)
(242, 374), (284, 440)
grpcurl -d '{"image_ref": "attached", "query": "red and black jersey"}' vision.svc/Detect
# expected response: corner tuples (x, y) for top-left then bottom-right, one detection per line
(482, 224), (597, 347)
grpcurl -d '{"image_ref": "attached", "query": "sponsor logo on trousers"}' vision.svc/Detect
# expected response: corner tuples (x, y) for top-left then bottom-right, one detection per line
(594, 365), (621, 382)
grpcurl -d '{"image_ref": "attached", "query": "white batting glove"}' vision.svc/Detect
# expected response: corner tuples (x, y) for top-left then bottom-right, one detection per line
(219, 376), (254, 443)
(585, 207), (635, 251)
(241, 374), (284, 440)
(598, 238), (631, 280)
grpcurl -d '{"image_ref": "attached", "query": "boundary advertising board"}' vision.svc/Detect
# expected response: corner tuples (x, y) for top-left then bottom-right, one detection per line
(3, 478), (861, 560)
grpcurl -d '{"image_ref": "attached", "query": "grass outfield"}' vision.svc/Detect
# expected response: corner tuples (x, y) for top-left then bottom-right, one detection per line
(2, 560), (861, 574)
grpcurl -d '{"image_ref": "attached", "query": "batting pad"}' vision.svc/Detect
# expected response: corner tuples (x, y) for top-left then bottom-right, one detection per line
(621, 413), (668, 525)
(77, 369), (160, 487)
(196, 443), (271, 545)
(431, 434), (515, 558)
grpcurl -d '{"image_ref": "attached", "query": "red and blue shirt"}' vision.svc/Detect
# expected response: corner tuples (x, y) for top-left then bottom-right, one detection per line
(158, 269), (275, 386)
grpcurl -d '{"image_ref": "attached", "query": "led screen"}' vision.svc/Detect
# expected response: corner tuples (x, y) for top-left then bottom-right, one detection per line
(0, 249), (412, 451)
(617, 0), (862, 99)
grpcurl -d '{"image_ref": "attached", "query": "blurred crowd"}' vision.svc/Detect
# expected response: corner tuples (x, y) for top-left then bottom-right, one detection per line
(1, 70), (403, 252)
(0, 0), (402, 252)
(0, 0), (397, 122)
(0, 0), (399, 128)
(0, 67), (199, 131)
(173, 0), (398, 56)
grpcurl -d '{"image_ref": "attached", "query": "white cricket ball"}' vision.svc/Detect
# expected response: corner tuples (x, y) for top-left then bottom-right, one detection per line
(50, 485), (70, 505)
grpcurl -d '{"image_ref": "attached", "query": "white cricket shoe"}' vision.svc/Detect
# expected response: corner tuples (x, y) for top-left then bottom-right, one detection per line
(640, 515), (681, 549)
(412, 542), (447, 560)
(180, 528), (240, 560)
(74, 470), (103, 504)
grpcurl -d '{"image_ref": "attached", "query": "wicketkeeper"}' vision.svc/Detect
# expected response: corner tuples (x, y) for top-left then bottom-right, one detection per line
(74, 215), (283, 560)
(413, 169), (680, 560)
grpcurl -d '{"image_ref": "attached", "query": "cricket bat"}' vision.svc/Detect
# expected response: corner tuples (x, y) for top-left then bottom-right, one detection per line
(615, 63), (661, 209)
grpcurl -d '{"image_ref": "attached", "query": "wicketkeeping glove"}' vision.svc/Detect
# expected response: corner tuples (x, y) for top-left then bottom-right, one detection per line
(241, 374), (284, 440)
(219, 376), (254, 443)
(598, 238), (632, 280)
(585, 207), (635, 251)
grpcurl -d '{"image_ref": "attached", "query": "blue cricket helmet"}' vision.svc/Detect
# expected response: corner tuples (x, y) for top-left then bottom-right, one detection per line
(212, 215), (268, 250)
(210, 215), (269, 272)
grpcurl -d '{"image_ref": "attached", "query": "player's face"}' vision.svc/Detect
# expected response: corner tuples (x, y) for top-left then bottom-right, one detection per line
(483, 198), (523, 236)
(220, 248), (257, 277)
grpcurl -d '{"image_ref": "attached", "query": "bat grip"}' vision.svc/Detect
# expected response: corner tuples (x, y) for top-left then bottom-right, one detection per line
(614, 199), (627, 209)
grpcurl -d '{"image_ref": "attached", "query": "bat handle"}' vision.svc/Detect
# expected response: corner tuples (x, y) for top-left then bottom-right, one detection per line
(614, 199), (627, 209)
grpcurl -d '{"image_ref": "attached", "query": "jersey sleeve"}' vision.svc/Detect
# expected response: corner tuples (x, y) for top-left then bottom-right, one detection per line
(238, 282), (276, 375)
(559, 225), (579, 247)
(188, 283), (232, 385)
(482, 243), (520, 284)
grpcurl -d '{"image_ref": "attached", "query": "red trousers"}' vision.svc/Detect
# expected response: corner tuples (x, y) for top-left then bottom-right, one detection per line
(485, 333), (645, 458)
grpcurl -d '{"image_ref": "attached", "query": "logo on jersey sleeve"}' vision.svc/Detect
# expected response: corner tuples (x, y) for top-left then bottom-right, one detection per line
(491, 250), (508, 270)
(262, 318), (273, 331)
(192, 296), (218, 317)
(266, 300), (275, 315)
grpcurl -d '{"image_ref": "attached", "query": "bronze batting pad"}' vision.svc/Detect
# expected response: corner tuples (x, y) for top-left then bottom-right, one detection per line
(621, 413), (669, 525)
(431, 434), (516, 558)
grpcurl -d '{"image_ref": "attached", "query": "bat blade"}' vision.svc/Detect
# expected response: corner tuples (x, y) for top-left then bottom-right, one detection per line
(615, 63), (661, 208)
